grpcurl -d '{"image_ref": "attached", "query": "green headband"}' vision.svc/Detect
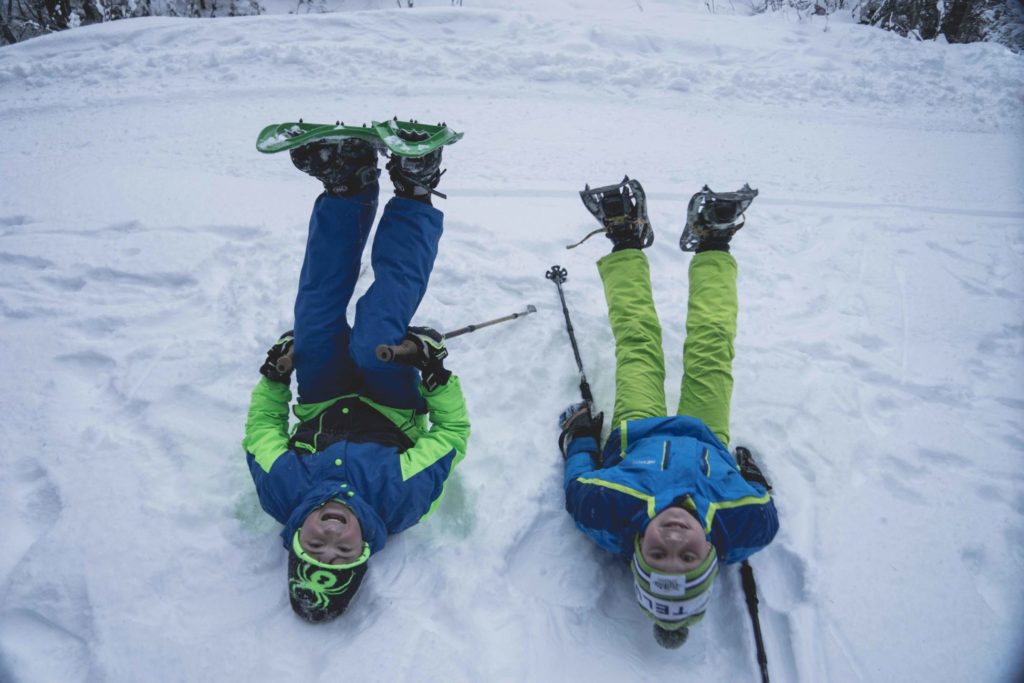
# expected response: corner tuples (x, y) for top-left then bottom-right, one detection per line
(292, 530), (371, 570)
(631, 536), (719, 631)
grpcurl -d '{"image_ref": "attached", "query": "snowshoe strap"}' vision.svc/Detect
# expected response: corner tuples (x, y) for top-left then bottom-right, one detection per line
(565, 227), (610, 250)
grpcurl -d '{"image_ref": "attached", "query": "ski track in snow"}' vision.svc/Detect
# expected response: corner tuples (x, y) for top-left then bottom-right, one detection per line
(1, 1), (1023, 682)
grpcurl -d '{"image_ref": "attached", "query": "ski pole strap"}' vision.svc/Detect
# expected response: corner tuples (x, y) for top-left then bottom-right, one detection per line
(579, 377), (596, 410)
(740, 561), (770, 683)
(564, 227), (607, 250)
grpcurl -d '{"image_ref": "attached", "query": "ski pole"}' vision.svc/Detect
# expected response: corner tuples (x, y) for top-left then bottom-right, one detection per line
(375, 305), (538, 363)
(545, 265), (598, 417)
(741, 560), (770, 683)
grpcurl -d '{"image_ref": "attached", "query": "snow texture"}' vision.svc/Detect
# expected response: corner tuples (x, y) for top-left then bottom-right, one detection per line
(1, 1), (1023, 682)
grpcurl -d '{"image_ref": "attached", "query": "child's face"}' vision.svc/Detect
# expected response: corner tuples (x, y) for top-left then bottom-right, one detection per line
(299, 500), (364, 566)
(640, 507), (711, 574)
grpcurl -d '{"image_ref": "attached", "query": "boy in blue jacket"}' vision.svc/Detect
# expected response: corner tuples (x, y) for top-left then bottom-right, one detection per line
(559, 180), (778, 648)
(243, 132), (470, 623)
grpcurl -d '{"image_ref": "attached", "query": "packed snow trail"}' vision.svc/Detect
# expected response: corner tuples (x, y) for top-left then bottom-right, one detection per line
(1, 2), (1023, 682)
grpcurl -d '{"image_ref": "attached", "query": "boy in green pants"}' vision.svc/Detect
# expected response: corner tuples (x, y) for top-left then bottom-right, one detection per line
(559, 180), (778, 648)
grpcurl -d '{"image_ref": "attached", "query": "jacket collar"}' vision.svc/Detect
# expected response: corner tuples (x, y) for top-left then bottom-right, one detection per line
(281, 484), (388, 553)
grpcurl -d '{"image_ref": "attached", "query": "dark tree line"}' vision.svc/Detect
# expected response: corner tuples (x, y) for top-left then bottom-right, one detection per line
(755, 0), (1024, 52)
(1, 0), (263, 44)
(2, 0), (1021, 51)
(860, 0), (1024, 49)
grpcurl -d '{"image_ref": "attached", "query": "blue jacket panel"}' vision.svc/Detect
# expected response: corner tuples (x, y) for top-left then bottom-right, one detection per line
(244, 376), (470, 554)
(247, 438), (458, 553)
(563, 415), (778, 564)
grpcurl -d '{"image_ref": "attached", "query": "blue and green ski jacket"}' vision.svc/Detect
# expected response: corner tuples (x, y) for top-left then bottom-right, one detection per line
(564, 415), (778, 564)
(243, 376), (470, 553)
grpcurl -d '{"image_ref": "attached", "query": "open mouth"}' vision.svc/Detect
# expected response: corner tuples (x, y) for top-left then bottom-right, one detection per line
(321, 511), (345, 524)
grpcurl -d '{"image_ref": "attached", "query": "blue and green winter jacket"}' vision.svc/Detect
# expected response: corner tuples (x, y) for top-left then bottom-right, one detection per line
(243, 376), (470, 553)
(564, 415), (778, 564)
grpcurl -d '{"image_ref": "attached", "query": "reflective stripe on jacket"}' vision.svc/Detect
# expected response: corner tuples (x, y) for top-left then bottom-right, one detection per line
(564, 414), (777, 564)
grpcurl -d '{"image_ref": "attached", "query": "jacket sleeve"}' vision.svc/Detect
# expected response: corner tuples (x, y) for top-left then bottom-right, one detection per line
(398, 375), (470, 481)
(563, 435), (601, 485)
(563, 443), (646, 559)
(242, 377), (292, 474)
(712, 485), (780, 564)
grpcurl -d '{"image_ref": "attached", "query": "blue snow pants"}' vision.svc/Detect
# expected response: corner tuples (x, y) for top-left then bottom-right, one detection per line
(292, 187), (443, 410)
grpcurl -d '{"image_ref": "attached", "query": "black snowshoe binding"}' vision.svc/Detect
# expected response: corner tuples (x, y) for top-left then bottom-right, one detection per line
(570, 176), (653, 250)
(386, 125), (446, 202)
(679, 184), (758, 252)
(289, 134), (380, 197)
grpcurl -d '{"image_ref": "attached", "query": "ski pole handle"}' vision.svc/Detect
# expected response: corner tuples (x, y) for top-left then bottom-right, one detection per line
(275, 348), (294, 375)
(376, 339), (419, 363)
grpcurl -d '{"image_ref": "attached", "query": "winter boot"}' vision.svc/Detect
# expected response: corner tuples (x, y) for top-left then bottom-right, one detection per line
(570, 176), (653, 251)
(386, 129), (445, 204)
(289, 136), (380, 197)
(679, 184), (758, 253)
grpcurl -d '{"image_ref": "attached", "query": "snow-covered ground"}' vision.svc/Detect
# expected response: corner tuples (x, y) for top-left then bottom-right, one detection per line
(1, 1), (1023, 681)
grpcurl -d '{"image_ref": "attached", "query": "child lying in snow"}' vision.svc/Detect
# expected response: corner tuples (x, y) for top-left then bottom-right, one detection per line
(558, 179), (778, 648)
(243, 131), (469, 622)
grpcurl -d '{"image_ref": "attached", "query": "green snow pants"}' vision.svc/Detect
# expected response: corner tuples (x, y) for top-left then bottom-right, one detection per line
(596, 249), (738, 446)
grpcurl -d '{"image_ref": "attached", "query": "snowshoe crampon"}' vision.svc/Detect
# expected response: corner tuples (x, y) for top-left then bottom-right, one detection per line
(256, 118), (463, 158)
(679, 183), (758, 252)
(569, 176), (653, 250)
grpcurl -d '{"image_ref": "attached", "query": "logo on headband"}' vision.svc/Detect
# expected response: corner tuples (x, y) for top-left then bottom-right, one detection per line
(648, 572), (688, 598)
(652, 576), (684, 594)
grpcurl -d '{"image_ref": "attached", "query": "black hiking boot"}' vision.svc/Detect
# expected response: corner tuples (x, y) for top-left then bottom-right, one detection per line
(289, 136), (380, 197)
(571, 176), (653, 251)
(679, 184), (758, 253)
(386, 129), (445, 204)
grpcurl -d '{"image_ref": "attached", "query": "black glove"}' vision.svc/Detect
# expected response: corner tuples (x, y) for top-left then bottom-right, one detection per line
(398, 326), (451, 392)
(259, 330), (295, 384)
(734, 446), (772, 491)
(558, 402), (604, 461)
